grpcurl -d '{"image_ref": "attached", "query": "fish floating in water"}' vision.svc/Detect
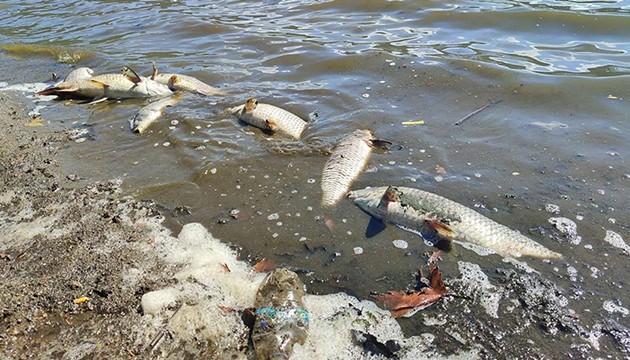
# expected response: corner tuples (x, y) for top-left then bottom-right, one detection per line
(253, 268), (309, 360)
(321, 129), (391, 208)
(348, 186), (563, 259)
(130, 93), (182, 134)
(150, 62), (227, 96)
(230, 98), (308, 139)
(37, 65), (172, 102)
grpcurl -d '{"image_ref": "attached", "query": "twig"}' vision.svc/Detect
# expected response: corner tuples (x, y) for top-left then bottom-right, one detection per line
(454, 99), (503, 126)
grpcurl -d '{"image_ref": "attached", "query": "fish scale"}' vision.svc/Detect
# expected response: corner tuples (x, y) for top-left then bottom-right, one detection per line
(348, 186), (563, 259)
(321, 129), (374, 208)
(231, 102), (307, 139)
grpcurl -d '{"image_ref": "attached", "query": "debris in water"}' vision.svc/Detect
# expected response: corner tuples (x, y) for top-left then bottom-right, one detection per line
(531, 121), (569, 130)
(401, 120), (424, 125)
(253, 258), (278, 273)
(453, 99), (502, 126)
(252, 268), (309, 360)
(352, 330), (401, 358)
(372, 258), (447, 318)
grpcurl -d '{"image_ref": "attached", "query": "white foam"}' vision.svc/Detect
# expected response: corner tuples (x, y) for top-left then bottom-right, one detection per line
(138, 222), (480, 359)
(549, 217), (581, 244)
(456, 262), (501, 318)
(602, 300), (629, 316)
(603, 230), (630, 255)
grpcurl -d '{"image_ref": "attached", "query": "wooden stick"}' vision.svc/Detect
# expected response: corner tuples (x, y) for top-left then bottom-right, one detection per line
(454, 99), (503, 126)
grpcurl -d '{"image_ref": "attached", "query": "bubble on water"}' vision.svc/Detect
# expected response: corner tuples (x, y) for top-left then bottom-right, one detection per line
(170, 120), (179, 126)
(597, 189), (605, 195)
(362, 93), (369, 98)
(575, 214), (584, 221)
(566, 266), (579, 282)
(590, 267), (601, 279)
(549, 217), (580, 244)
(210, 168), (217, 175)
(434, 175), (443, 182)
(512, 172), (520, 176)
(353, 247), (364, 255)
(299, 237), (307, 242)
(608, 218), (616, 224)
(392, 240), (408, 249)
(603, 230), (630, 255)
(307, 178), (316, 184)
(276, 222), (282, 226)
(272, 233), (279, 238)
(545, 204), (560, 214)
(163, 142), (170, 147)
(195, 145), (206, 151)
(602, 300), (629, 316)
(268, 213), (279, 220)
(474, 173), (481, 178)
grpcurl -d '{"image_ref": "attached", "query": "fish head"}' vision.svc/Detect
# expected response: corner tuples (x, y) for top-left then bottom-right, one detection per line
(348, 187), (389, 212)
(244, 97), (258, 113)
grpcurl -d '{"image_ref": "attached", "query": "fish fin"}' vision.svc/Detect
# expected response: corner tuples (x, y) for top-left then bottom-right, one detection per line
(370, 139), (393, 151)
(365, 216), (387, 238)
(122, 66), (142, 84)
(86, 96), (108, 105)
(151, 61), (158, 80)
(378, 186), (401, 209)
(265, 118), (277, 131)
(418, 222), (453, 252)
(89, 79), (109, 88)
(427, 220), (455, 238)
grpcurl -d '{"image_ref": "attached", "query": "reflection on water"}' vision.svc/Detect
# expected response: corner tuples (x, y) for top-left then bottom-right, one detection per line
(1, 0), (629, 357)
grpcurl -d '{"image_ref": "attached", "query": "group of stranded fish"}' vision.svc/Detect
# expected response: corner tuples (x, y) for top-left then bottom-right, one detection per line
(37, 64), (563, 359)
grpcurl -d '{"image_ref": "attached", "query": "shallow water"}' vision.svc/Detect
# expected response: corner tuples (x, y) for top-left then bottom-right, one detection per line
(1, 0), (629, 357)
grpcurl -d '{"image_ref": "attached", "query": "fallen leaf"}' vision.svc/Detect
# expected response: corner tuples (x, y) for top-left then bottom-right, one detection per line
(372, 264), (447, 318)
(253, 258), (278, 273)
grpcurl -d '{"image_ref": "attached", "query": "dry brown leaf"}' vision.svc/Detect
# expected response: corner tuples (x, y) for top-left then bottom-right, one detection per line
(253, 258), (278, 273)
(372, 264), (447, 318)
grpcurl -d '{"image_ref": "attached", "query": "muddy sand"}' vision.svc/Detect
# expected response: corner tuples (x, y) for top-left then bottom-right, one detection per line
(1, 91), (628, 360)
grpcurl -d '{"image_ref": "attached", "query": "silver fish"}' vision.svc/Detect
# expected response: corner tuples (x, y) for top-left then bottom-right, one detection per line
(253, 268), (309, 360)
(152, 73), (227, 96)
(63, 67), (94, 83)
(37, 66), (172, 101)
(321, 129), (376, 208)
(231, 98), (307, 140)
(130, 93), (182, 134)
(348, 186), (563, 259)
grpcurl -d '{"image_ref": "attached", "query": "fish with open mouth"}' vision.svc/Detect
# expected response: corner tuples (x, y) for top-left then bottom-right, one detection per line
(230, 98), (308, 140)
(37, 65), (172, 102)
(321, 129), (391, 208)
(252, 268), (309, 360)
(348, 185), (563, 259)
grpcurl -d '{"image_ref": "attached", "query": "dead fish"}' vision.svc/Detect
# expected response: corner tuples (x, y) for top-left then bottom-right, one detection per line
(230, 98), (307, 140)
(321, 129), (389, 208)
(149, 62), (227, 96)
(37, 66), (172, 101)
(348, 186), (563, 259)
(253, 268), (309, 360)
(63, 67), (94, 83)
(130, 93), (182, 134)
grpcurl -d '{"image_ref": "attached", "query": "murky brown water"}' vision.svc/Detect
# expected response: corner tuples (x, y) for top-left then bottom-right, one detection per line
(1, 0), (629, 357)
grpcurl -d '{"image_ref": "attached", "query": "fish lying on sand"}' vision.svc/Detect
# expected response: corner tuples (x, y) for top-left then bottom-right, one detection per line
(37, 66), (172, 102)
(253, 268), (309, 360)
(130, 93), (182, 134)
(348, 186), (563, 259)
(230, 98), (308, 139)
(321, 129), (390, 208)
